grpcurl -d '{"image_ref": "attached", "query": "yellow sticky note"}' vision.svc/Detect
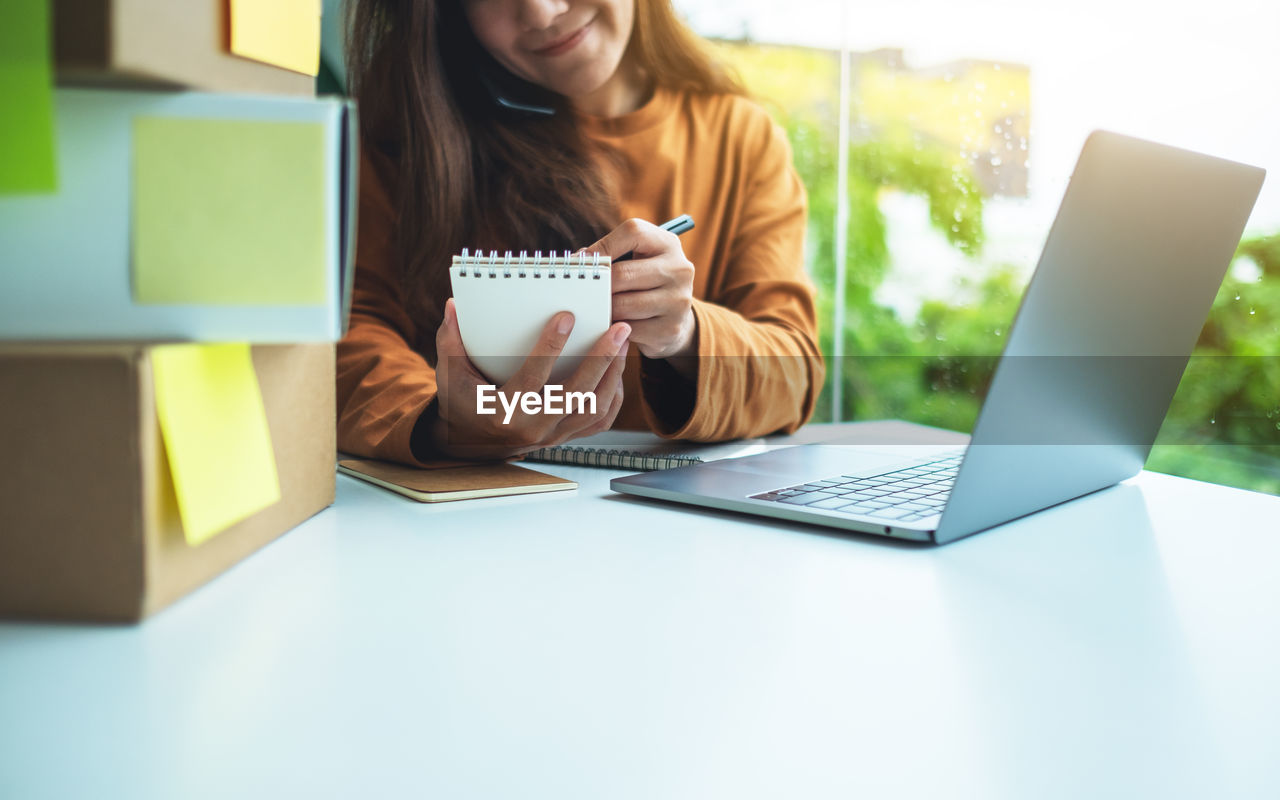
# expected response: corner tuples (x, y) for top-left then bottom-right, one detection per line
(151, 343), (281, 546)
(0, 0), (57, 193)
(132, 117), (327, 306)
(229, 0), (322, 76)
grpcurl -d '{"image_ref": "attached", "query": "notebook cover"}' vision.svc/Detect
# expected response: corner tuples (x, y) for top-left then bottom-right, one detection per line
(337, 459), (576, 502)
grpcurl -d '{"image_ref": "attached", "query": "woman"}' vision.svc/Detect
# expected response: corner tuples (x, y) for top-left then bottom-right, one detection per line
(339, 0), (824, 465)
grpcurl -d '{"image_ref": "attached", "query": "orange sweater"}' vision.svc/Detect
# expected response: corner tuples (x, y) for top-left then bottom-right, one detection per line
(337, 87), (824, 466)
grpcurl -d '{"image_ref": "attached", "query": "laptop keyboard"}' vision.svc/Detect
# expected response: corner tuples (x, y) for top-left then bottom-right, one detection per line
(749, 454), (963, 524)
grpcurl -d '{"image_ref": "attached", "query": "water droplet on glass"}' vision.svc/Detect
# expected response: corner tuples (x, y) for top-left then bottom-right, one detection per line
(953, 209), (963, 222)
(990, 156), (1003, 166)
(1249, 308), (1256, 315)
(1234, 293), (1241, 300)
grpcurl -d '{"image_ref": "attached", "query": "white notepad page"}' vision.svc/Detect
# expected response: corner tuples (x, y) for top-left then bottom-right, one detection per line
(449, 250), (612, 385)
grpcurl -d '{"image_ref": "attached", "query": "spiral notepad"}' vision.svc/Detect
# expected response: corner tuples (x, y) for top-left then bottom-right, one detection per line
(526, 445), (704, 471)
(523, 432), (771, 472)
(450, 249), (612, 385)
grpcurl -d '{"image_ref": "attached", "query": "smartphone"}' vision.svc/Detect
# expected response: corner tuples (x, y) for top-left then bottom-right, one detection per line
(477, 58), (556, 117)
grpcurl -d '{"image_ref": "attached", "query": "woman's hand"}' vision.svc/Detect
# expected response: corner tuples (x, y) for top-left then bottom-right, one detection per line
(586, 218), (698, 361)
(429, 298), (630, 460)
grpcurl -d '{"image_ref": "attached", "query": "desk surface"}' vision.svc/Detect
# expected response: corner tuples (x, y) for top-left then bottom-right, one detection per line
(3, 428), (1279, 799)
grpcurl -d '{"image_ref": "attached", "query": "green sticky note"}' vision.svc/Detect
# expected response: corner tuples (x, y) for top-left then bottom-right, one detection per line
(152, 343), (281, 546)
(0, 0), (57, 193)
(133, 117), (327, 305)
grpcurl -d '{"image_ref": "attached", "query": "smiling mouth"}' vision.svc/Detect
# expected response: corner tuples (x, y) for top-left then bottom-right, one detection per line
(533, 21), (592, 57)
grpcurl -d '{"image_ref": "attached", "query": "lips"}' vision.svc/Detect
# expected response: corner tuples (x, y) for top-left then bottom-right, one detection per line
(532, 21), (591, 57)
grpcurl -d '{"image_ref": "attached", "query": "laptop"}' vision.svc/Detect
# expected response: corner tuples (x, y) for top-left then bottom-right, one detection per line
(611, 131), (1266, 544)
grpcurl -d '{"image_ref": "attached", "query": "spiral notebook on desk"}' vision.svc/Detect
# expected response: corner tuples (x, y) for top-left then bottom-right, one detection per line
(524, 431), (770, 471)
(450, 249), (612, 385)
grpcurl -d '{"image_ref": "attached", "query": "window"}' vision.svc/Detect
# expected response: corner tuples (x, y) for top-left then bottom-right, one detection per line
(678, 0), (1280, 493)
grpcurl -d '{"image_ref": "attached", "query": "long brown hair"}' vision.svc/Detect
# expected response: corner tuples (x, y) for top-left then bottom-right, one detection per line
(345, 0), (741, 354)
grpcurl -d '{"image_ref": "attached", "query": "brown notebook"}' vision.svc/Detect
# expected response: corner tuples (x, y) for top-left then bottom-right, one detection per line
(337, 458), (576, 503)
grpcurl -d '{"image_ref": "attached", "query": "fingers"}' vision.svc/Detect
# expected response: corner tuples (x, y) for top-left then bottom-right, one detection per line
(613, 287), (678, 322)
(490, 316), (623, 448)
(561, 322), (630, 395)
(549, 349), (628, 444)
(571, 373), (625, 440)
(543, 328), (629, 444)
(611, 250), (692, 297)
(586, 353), (628, 434)
(611, 260), (667, 293)
(506, 310), (575, 393)
(435, 299), (488, 417)
(436, 293), (638, 455)
(584, 217), (651, 260)
(586, 218), (680, 264)
(590, 334), (629, 403)
(548, 329), (629, 443)
(612, 281), (697, 358)
(437, 297), (490, 372)
(435, 298), (467, 360)
(432, 300), (627, 459)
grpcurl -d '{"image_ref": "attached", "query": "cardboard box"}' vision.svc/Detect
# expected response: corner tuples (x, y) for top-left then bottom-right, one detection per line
(0, 89), (357, 343)
(0, 343), (336, 622)
(54, 0), (316, 96)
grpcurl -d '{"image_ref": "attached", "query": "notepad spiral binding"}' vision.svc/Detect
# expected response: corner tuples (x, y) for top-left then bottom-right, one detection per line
(524, 446), (703, 472)
(452, 249), (611, 279)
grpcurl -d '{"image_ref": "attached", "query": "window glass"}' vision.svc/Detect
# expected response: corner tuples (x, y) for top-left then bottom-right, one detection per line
(677, 0), (1280, 493)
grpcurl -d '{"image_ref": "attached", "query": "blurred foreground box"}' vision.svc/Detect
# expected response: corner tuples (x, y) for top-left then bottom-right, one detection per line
(0, 343), (335, 622)
(54, 0), (317, 95)
(0, 89), (357, 343)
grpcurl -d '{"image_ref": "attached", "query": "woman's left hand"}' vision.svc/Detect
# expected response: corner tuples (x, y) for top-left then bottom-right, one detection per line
(585, 218), (698, 361)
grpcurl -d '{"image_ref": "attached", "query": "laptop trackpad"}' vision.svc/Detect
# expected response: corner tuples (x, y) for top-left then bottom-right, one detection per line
(706, 444), (946, 481)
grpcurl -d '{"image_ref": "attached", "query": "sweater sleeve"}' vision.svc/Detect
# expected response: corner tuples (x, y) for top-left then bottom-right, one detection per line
(640, 109), (825, 441)
(335, 149), (442, 467)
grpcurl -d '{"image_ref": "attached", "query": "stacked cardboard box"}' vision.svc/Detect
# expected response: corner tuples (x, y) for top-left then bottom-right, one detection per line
(0, 0), (352, 621)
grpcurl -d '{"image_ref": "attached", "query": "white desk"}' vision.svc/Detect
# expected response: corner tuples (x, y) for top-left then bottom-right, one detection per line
(2, 429), (1279, 799)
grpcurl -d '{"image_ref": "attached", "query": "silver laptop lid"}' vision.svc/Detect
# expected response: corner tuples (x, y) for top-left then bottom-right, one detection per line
(934, 131), (1265, 543)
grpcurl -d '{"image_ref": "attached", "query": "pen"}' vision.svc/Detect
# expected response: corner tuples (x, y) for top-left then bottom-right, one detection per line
(612, 214), (695, 262)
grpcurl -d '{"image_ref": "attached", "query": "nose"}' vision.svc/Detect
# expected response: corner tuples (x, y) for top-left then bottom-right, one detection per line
(517, 0), (571, 31)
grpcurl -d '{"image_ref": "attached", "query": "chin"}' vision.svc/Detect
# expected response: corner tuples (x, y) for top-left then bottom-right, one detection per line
(546, 62), (618, 100)
(564, 81), (613, 103)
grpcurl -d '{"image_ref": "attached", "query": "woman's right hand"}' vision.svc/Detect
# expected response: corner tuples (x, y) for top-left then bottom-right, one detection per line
(428, 298), (630, 460)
